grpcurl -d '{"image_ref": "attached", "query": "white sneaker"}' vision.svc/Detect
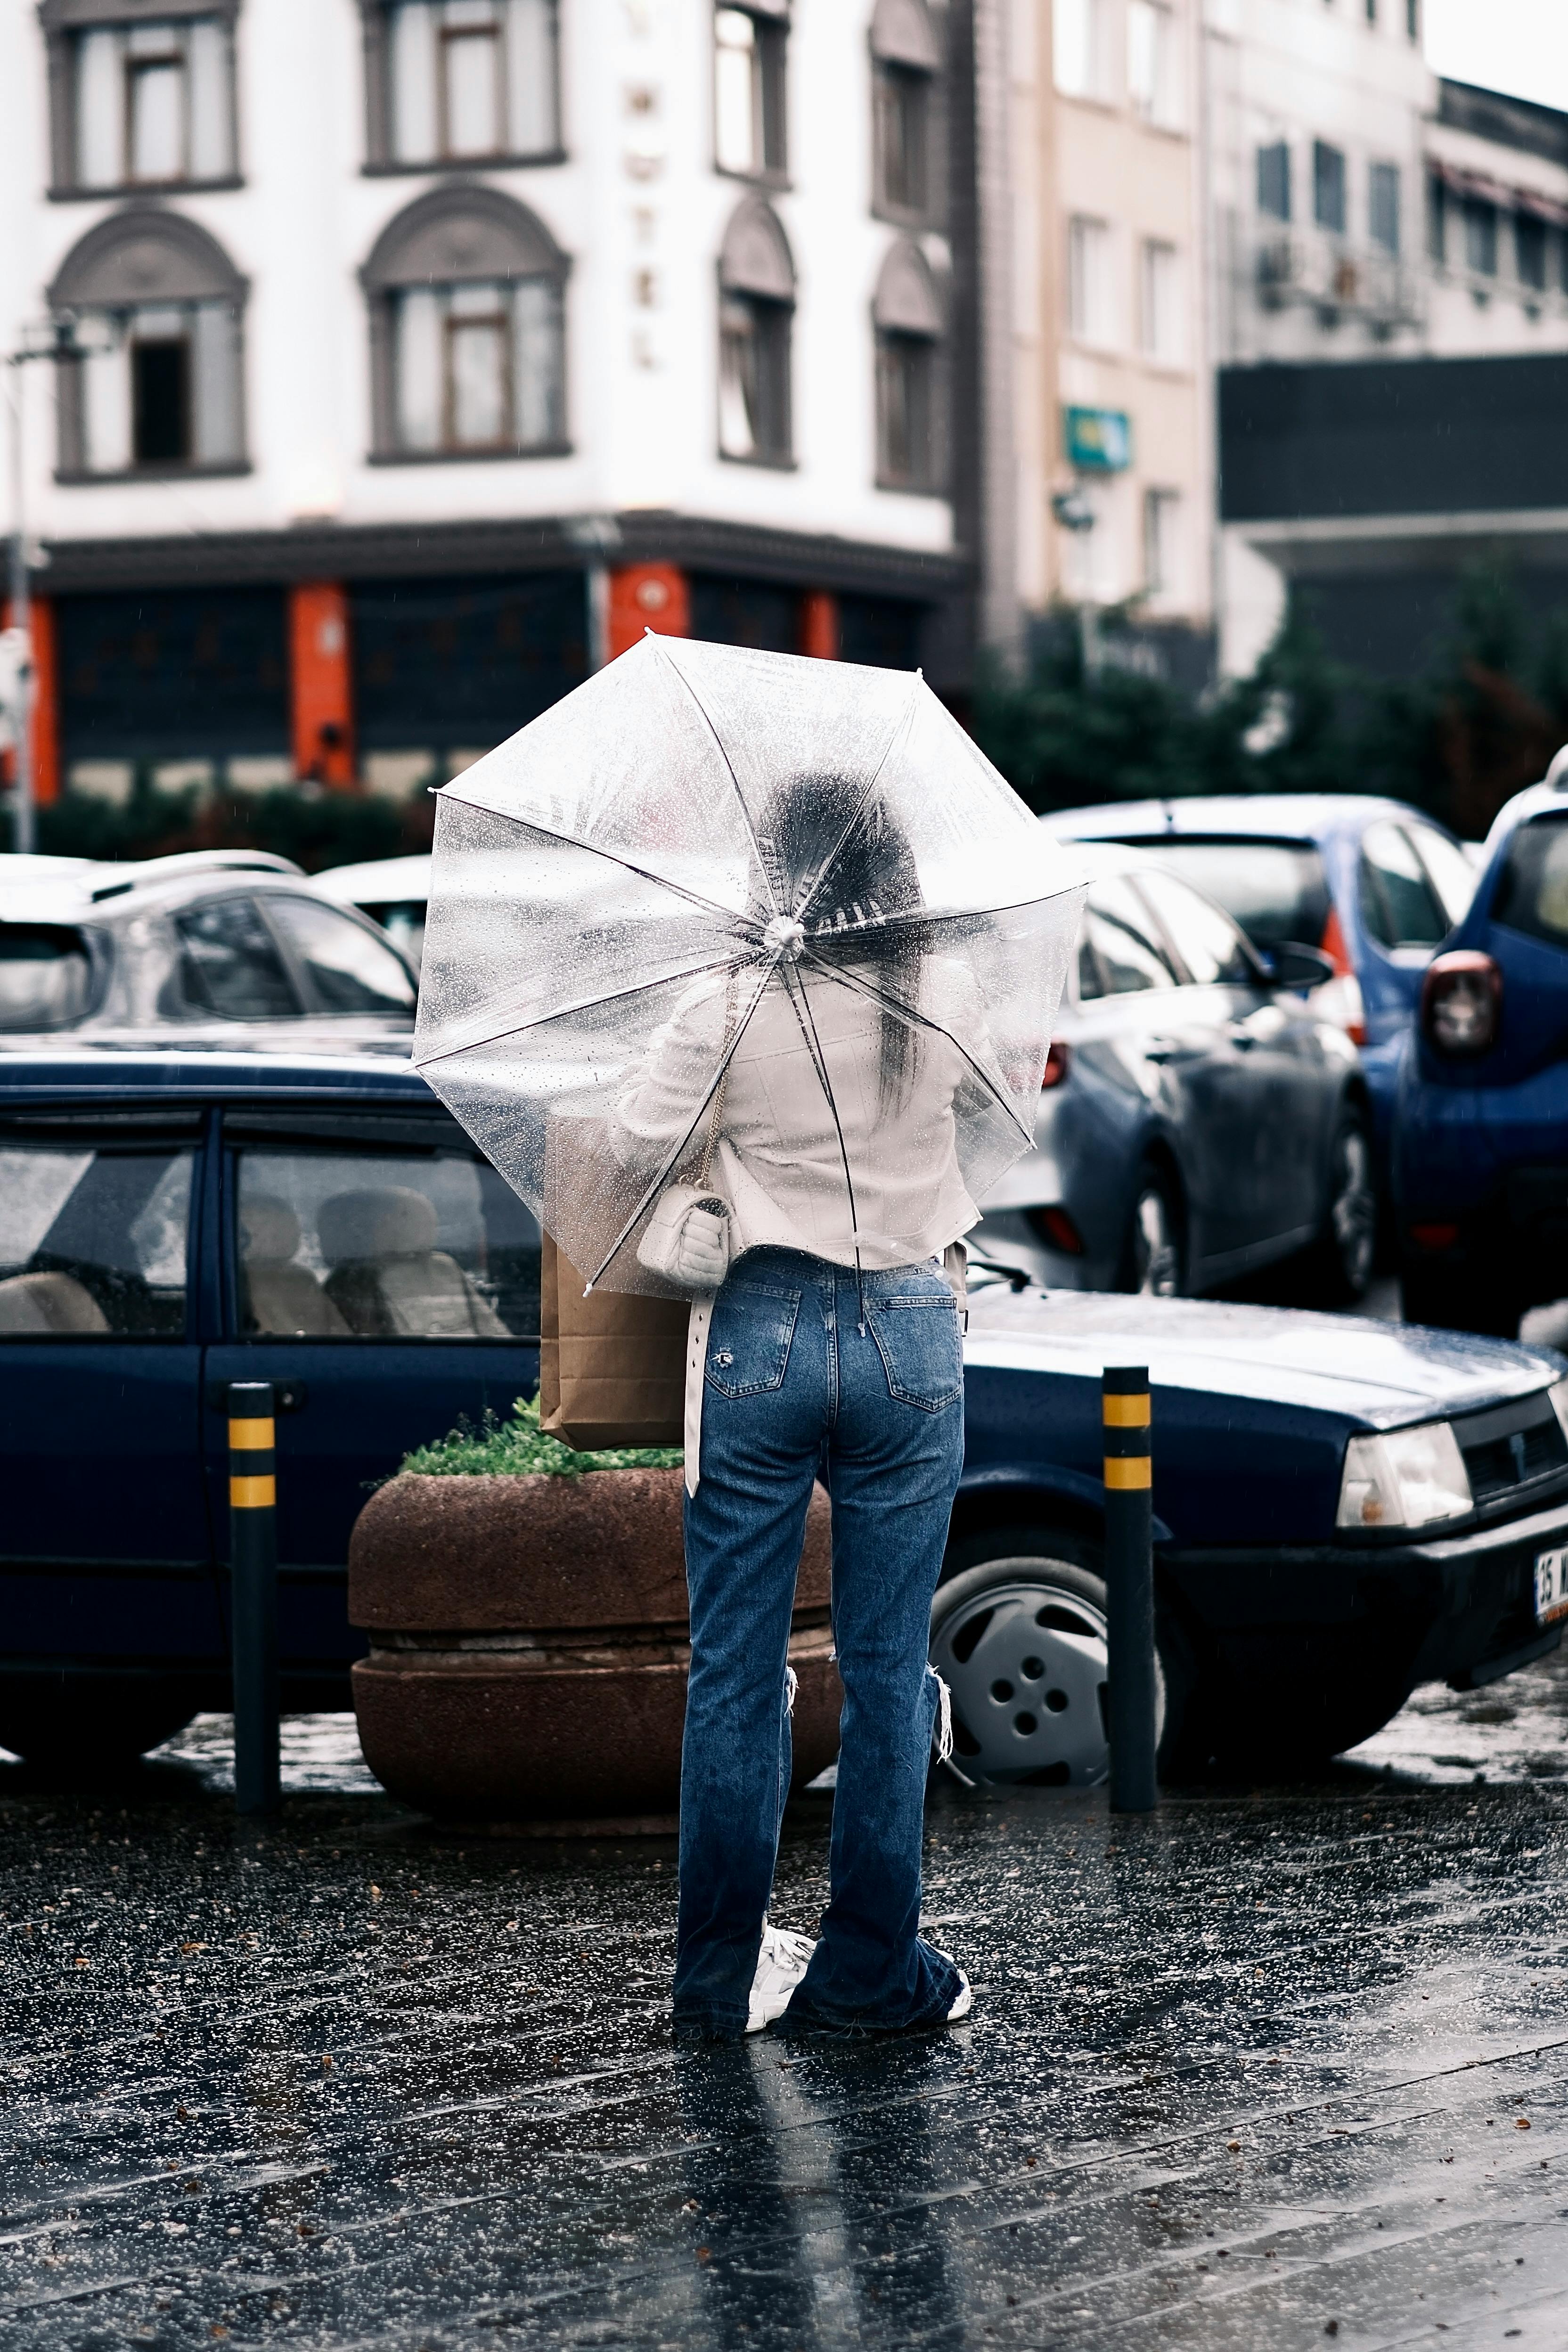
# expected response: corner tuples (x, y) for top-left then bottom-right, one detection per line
(746, 1921), (817, 2034)
(933, 1953), (972, 2021)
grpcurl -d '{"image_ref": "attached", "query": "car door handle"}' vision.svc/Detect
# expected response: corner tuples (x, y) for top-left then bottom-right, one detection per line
(1226, 1026), (1257, 1050)
(1144, 1039), (1180, 1063)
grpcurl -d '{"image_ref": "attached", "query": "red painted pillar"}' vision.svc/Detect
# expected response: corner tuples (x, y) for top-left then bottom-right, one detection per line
(607, 563), (690, 661)
(31, 598), (59, 805)
(799, 590), (840, 662)
(1, 595), (59, 804)
(288, 582), (354, 787)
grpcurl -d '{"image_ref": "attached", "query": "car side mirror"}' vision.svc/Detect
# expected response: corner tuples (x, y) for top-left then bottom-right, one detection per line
(1258, 940), (1337, 991)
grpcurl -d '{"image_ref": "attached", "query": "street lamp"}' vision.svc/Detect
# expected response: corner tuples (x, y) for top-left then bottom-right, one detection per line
(4, 314), (114, 855)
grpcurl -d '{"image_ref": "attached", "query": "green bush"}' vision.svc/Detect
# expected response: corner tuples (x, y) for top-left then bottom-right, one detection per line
(400, 1392), (683, 1478)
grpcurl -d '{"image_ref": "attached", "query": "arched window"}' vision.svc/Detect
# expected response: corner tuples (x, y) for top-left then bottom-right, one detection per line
(49, 206), (247, 477)
(870, 0), (939, 222)
(362, 184), (569, 458)
(717, 197), (793, 467)
(873, 238), (943, 492)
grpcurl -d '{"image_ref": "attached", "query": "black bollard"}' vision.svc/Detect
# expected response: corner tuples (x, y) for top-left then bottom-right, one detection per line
(228, 1380), (280, 1816)
(1102, 1364), (1158, 1813)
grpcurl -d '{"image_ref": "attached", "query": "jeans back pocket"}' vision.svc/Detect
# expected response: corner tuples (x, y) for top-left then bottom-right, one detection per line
(865, 1295), (963, 1412)
(704, 1281), (801, 1398)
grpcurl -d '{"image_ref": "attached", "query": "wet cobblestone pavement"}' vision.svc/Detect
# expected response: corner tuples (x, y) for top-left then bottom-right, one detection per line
(4, 1663), (1568, 2352)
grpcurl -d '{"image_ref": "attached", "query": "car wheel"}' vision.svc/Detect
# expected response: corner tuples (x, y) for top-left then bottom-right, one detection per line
(1119, 1163), (1183, 1297)
(1307, 1109), (1377, 1305)
(1400, 1260), (1520, 1339)
(0, 1680), (197, 1768)
(930, 1531), (1184, 1788)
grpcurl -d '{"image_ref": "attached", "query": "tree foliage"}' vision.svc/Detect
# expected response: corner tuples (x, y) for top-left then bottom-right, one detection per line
(973, 565), (1568, 839)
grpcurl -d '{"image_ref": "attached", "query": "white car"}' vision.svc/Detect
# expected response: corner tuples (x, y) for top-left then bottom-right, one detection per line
(314, 855), (432, 973)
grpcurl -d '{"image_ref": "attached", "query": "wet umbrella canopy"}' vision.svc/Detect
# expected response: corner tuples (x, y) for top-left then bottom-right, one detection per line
(414, 636), (1084, 1293)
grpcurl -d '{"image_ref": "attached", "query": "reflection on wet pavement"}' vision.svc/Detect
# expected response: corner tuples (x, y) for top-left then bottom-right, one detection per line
(3, 1666), (1568, 2350)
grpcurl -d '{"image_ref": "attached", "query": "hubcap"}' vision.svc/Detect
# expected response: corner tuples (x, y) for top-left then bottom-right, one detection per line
(1134, 1189), (1180, 1297)
(1332, 1128), (1376, 1291)
(930, 1574), (1110, 1787)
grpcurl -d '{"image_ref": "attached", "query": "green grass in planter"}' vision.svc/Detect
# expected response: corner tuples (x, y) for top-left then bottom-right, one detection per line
(400, 1393), (684, 1478)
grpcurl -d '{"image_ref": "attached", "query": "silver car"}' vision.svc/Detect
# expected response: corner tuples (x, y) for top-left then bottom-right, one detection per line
(0, 851), (418, 1054)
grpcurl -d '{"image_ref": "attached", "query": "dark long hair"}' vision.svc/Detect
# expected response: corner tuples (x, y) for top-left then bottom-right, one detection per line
(754, 773), (927, 1110)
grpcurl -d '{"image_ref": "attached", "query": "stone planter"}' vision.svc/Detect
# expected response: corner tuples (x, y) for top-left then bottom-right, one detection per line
(349, 1469), (839, 1830)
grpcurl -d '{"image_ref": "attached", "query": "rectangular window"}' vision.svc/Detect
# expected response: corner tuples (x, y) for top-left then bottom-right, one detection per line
(386, 0), (560, 164)
(714, 6), (787, 179)
(235, 1140), (539, 1340)
(1516, 212), (1548, 291)
(1369, 161), (1400, 253)
(719, 294), (791, 463)
(1464, 197), (1498, 277)
(1067, 215), (1113, 344)
(876, 333), (936, 490)
(1139, 239), (1180, 362)
(1127, 0), (1178, 127)
(131, 327), (191, 464)
(1054, 0), (1109, 100)
(66, 16), (234, 190)
(0, 1138), (194, 1339)
(874, 63), (930, 215)
(1257, 139), (1291, 222)
(1427, 171), (1446, 262)
(1313, 141), (1347, 234)
(1143, 488), (1180, 598)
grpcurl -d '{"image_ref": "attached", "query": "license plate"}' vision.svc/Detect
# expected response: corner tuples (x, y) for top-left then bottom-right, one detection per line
(1535, 1547), (1568, 1625)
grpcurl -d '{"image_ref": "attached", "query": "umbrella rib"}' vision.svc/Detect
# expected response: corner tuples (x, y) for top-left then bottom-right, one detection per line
(412, 951), (760, 1074)
(649, 637), (779, 914)
(580, 957), (775, 1292)
(436, 782), (746, 924)
(799, 950), (1037, 1146)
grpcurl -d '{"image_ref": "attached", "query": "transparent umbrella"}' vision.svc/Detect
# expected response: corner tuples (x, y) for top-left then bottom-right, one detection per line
(413, 635), (1085, 1294)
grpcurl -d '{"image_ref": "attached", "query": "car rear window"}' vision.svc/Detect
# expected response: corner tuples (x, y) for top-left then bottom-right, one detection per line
(1131, 841), (1331, 952)
(0, 924), (94, 1031)
(1492, 816), (1568, 950)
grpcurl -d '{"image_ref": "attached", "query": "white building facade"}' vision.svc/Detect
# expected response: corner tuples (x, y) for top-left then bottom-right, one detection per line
(0, 0), (984, 805)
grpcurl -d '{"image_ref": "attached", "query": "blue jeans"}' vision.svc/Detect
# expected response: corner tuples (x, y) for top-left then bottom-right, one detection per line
(674, 1246), (966, 2040)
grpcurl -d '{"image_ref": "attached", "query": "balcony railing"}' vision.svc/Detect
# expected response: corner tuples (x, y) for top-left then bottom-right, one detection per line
(1253, 233), (1422, 329)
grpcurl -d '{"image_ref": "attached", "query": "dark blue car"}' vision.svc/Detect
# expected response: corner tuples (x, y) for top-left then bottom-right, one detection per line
(3, 1050), (1566, 1785)
(1394, 766), (1568, 1335)
(1041, 796), (1477, 1157)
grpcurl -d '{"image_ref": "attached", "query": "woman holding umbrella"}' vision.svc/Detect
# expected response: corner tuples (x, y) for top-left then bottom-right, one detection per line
(413, 634), (1081, 2044)
(617, 772), (985, 2040)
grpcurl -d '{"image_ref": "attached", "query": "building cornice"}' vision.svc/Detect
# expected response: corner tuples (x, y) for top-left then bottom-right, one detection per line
(34, 511), (970, 600)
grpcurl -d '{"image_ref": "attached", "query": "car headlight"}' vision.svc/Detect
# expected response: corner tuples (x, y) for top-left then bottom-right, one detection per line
(1336, 1423), (1473, 1530)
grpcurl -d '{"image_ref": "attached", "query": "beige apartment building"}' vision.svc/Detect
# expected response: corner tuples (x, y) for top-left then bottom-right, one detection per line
(1012, 0), (1212, 659)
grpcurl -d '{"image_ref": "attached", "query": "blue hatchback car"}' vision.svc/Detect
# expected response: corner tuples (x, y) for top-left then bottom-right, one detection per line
(1393, 760), (1568, 1334)
(1041, 797), (1477, 1156)
(3, 1049), (1567, 1785)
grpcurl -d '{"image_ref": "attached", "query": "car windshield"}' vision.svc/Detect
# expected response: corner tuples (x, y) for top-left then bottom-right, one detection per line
(0, 925), (94, 1031)
(1493, 816), (1568, 950)
(1131, 841), (1331, 952)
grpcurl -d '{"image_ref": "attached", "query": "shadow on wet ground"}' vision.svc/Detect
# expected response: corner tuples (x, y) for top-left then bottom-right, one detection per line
(3, 1667), (1568, 2352)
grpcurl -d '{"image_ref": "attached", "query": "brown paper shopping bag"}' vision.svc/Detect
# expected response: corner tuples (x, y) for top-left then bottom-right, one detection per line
(539, 1232), (687, 1451)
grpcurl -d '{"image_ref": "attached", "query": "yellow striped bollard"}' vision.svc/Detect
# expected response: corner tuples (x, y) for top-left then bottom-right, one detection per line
(1102, 1364), (1158, 1813)
(229, 1379), (280, 1815)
